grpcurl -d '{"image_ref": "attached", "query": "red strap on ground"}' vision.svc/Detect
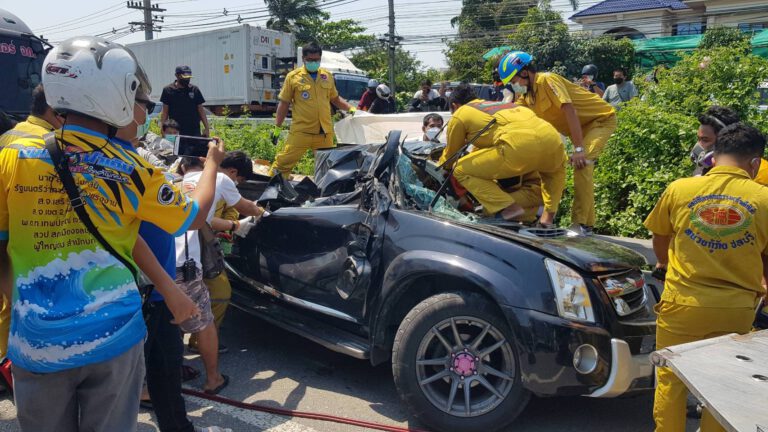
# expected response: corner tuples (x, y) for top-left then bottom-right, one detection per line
(181, 388), (430, 432)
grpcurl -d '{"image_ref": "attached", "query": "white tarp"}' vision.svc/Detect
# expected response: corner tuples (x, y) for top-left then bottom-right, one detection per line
(335, 111), (453, 145)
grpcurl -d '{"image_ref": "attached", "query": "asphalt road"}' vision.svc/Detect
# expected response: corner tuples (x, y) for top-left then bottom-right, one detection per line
(0, 307), (700, 432)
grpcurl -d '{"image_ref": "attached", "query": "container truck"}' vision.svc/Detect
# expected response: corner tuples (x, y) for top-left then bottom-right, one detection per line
(127, 24), (369, 116)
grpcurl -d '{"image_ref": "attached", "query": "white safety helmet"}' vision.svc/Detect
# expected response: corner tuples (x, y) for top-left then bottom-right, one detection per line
(43, 36), (152, 128)
(367, 79), (379, 89)
(376, 83), (391, 99)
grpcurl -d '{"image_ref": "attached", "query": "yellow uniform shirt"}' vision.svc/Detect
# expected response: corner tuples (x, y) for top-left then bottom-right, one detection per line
(279, 66), (339, 136)
(0, 115), (56, 358)
(440, 100), (528, 166)
(0, 115), (55, 147)
(644, 166), (768, 308)
(0, 126), (198, 372)
(753, 158), (768, 186)
(517, 72), (615, 137)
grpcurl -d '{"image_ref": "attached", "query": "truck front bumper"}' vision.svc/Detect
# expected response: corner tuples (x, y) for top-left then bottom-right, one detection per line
(588, 338), (655, 397)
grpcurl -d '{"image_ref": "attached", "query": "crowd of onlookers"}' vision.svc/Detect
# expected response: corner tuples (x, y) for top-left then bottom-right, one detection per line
(355, 62), (640, 116)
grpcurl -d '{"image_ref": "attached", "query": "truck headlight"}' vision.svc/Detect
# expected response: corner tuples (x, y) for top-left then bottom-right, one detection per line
(545, 258), (595, 323)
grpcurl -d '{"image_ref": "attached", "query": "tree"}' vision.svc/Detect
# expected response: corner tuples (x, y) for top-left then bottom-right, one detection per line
(295, 14), (376, 51)
(446, 0), (537, 82)
(351, 45), (423, 91)
(506, 6), (573, 75)
(264, 0), (322, 33)
(700, 26), (750, 51)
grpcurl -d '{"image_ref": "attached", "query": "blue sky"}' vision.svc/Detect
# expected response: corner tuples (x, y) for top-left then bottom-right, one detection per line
(9, 0), (592, 68)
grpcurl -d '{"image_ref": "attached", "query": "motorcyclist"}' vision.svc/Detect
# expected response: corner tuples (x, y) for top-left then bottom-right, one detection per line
(369, 84), (396, 114)
(357, 79), (379, 111)
(579, 64), (605, 97)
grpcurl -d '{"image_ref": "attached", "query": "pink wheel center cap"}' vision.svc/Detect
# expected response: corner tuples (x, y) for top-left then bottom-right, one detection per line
(453, 353), (476, 376)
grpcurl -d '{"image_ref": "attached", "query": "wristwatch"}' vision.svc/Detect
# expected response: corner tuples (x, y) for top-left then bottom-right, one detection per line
(574, 146), (584, 153)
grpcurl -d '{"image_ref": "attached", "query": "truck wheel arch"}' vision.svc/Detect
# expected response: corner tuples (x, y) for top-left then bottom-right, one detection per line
(369, 251), (520, 365)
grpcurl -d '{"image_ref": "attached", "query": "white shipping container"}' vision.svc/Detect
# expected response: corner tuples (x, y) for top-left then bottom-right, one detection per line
(127, 24), (295, 109)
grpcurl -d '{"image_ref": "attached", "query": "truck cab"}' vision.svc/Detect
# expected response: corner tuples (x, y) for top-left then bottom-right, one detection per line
(0, 9), (48, 120)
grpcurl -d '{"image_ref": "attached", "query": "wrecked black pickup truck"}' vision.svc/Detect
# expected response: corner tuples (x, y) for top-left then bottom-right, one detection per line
(225, 130), (657, 432)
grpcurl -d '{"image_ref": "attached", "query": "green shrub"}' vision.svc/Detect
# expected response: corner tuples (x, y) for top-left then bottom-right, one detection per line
(643, 45), (768, 130)
(592, 101), (697, 237)
(209, 120), (315, 176)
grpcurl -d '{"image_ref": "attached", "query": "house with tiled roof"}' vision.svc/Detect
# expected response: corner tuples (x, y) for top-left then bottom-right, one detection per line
(571, 0), (768, 39)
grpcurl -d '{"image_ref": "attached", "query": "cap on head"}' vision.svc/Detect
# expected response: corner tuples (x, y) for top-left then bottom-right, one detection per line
(498, 51), (532, 85)
(367, 79), (379, 89)
(42, 36), (151, 127)
(175, 65), (192, 78)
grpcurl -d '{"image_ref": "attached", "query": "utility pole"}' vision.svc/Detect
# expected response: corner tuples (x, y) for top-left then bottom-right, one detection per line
(127, 0), (166, 40)
(387, 0), (396, 95)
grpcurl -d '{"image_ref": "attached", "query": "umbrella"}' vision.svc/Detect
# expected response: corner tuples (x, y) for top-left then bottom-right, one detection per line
(482, 46), (512, 61)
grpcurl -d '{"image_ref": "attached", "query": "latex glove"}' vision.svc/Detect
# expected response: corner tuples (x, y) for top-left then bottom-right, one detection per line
(347, 107), (357, 116)
(271, 126), (281, 146)
(234, 216), (257, 238)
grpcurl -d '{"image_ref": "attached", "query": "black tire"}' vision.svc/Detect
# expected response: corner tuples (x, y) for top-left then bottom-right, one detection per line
(392, 292), (530, 432)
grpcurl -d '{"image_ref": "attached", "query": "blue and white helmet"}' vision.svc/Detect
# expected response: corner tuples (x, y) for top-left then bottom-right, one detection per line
(498, 51), (533, 85)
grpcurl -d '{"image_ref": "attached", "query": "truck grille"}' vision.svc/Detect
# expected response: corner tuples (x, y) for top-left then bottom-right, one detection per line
(599, 270), (647, 317)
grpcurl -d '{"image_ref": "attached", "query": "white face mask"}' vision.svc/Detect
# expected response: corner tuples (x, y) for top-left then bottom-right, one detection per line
(425, 127), (441, 141)
(511, 83), (527, 95)
(586, 75), (594, 81)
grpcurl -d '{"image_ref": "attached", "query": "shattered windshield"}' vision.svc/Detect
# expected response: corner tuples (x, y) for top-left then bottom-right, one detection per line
(395, 151), (477, 223)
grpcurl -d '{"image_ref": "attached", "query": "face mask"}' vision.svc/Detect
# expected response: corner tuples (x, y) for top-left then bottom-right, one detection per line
(305, 61), (320, 73)
(135, 114), (151, 139)
(614, 77), (625, 85)
(511, 83), (527, 95)
(164, 134), (178, 144)
(425, 127), (441, 141)
(178, 78), (190, 87)
(586, 75), (594, 81)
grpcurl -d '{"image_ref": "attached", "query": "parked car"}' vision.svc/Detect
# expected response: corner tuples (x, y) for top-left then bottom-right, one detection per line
(225, 118), (657, 432)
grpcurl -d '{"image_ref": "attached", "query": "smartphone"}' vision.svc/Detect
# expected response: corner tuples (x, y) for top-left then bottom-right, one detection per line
(168, 134), (211, 157)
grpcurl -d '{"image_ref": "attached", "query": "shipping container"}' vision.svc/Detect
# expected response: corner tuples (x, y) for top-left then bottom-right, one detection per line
(127, 24), (295, 114)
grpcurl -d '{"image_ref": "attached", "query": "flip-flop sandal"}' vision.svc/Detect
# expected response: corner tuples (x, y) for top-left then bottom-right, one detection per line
(203, 374), (229, 395)
(181, 365), (201, 382)
(140, 399), (154, 410)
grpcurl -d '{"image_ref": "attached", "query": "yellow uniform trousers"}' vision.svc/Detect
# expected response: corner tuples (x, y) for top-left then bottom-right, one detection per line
(571, 114), (617, 226)
(188, 272), (233, 349)
(503, 173), (542, 222)
(270, 131), (334, 177)
(454, 121), (567, 216)
(653, 301), (755, 432)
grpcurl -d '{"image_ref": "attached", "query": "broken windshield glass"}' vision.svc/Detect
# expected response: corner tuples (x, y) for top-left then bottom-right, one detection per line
(396, 154), (477, 223)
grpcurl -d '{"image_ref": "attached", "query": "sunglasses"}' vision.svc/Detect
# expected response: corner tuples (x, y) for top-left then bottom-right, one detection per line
(135, 98), (156, 113)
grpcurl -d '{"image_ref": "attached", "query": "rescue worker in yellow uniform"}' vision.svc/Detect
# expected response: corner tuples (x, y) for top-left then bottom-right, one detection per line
(441, 83), (567, 225)
(0, 84), (62, 358)
(270, 42), (355, 177)
(644, 123), (768, 432)
(691, 105), (768, 185)
(498, 51), (617, 235)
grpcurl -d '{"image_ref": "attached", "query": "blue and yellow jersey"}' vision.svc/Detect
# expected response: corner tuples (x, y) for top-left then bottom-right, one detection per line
(0, 125), (198, 372)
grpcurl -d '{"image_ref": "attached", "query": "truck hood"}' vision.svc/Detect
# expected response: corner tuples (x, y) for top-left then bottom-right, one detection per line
(463, 222), (647, 273)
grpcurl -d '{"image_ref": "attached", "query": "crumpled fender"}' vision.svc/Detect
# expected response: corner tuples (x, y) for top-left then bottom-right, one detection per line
(368, 250), (538, 364)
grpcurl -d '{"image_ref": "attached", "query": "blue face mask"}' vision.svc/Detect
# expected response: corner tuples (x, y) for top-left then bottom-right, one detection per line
(135, 115), (151, 139)
(305, 61), (320, 73)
